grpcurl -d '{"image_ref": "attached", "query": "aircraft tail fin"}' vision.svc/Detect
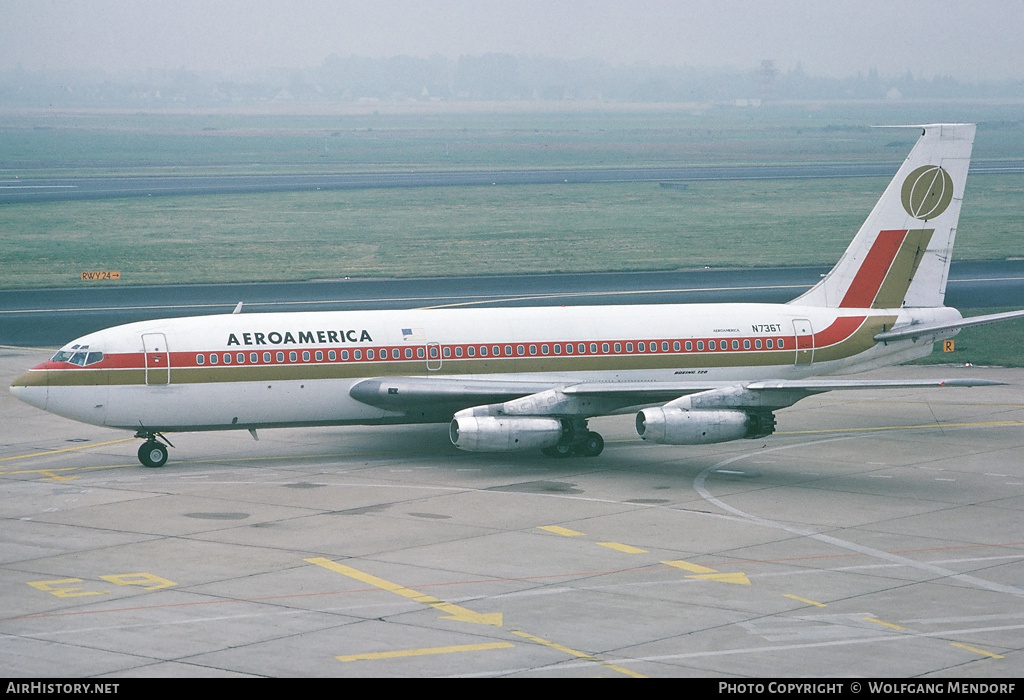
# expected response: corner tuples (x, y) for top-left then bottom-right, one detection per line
(790, 123), (975, 309)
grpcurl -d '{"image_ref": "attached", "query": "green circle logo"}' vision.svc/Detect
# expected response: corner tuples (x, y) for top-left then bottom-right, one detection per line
(901, 165), (954, 220)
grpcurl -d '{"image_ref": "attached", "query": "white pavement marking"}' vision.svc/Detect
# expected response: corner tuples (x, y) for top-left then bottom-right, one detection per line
(692, 437), (1024, 599)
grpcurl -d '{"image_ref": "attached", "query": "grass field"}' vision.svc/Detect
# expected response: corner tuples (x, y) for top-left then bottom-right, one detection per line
(913, 309), (1024, 368)
(3, 175), (1022, 289)
(2, 105), (1022, 364)
(5, 104), (1024, 176)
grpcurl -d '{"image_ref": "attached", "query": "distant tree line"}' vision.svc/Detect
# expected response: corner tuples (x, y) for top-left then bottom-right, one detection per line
(2, 54), (1022, 108)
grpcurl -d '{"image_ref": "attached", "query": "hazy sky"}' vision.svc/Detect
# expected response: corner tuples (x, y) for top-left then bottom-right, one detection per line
(3, 0), (1022, 81)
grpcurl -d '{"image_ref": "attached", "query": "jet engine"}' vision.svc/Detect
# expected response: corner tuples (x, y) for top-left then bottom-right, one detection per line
(635, 408), (775, 445)
(450, 415), (564, 452)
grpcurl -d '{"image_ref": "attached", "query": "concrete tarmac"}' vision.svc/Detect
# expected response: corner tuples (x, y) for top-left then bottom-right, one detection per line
(2, 346), (1023, 677)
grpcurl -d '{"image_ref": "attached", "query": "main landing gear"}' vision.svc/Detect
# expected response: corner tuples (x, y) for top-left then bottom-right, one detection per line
(541, 421), (605, 458)
(135, 431), (173, 468)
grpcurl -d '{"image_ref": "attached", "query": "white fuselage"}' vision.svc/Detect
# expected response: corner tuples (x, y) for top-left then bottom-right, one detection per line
(11, 302), (959, 433)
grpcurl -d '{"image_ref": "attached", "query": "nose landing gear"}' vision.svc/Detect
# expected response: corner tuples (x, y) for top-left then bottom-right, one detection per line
(134, 431), (173, 468)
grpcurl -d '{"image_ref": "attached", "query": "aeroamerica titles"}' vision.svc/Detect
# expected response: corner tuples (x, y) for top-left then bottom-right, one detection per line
(227, 329), (374, 346)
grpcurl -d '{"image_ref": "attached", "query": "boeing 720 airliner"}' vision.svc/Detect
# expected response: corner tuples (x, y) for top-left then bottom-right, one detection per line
(11, 124), (1024, 467)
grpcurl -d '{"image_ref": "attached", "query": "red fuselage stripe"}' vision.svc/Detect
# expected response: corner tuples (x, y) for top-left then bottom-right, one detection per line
(34, 317), (868, 371)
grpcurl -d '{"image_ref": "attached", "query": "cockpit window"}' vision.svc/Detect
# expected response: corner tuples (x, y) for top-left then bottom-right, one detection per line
(51, 345), (103, 366)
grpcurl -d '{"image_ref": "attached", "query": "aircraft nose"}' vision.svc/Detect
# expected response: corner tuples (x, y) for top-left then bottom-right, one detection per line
(10, 370), (47, 411)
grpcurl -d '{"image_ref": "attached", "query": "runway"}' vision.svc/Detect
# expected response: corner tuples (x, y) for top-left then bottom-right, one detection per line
(2, 261), (1022, 347)
(2, 346), (1022, 677)
(3, 161), (1024, 203)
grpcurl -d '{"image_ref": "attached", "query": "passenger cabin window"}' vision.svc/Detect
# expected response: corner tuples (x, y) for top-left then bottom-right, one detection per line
(778, 339), (785, 349)
(329, 350), (337, 361)
(210, 354), (218, 364)
(197, 354), (205, 365)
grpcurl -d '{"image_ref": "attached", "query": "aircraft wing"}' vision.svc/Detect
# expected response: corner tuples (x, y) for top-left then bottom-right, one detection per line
(348, 376), (723, 412)
(350, 375), (1003, 417)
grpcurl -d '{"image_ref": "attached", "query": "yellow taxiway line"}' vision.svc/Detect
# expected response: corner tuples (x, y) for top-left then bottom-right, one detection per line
(950, 642), (1004, 659)
(306, 557), (502, 626)
(511, 630), (645, 678)
(0, 437), (135, 463)
(336, 642), (514, 663)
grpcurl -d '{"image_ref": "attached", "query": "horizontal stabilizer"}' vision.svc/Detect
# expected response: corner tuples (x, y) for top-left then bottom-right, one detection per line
(874, 309), (1024, 342)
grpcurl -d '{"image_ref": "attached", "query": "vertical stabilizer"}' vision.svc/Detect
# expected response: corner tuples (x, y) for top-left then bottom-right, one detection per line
(790, 123), (975, 309)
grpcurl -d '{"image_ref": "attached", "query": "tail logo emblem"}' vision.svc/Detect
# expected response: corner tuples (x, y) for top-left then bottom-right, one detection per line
(901, 165), (954, 220)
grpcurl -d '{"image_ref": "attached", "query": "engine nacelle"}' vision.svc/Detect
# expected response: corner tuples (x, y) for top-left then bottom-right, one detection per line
(450, 415), (564, 452)
(635, 408), (775, 445)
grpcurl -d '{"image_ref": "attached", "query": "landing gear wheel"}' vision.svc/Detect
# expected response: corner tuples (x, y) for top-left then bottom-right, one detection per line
(542, 443), (574, 458)
(576, 431), (604, 457)
(138, 440), (169, 468)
